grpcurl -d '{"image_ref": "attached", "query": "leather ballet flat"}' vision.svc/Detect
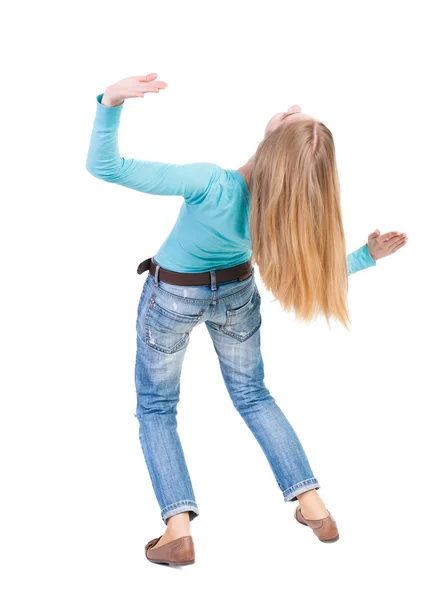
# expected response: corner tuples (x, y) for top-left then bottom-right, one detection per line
(145, 535), (195, 566)
(294, 506), (340, 543)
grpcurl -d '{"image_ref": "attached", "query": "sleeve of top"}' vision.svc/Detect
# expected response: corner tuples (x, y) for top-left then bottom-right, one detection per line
(346, 243), (377, 275)
(85, 93), (221, 203)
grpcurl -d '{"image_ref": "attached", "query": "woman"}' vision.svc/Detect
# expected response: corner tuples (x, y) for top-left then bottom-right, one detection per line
(86, 73), (407, 567)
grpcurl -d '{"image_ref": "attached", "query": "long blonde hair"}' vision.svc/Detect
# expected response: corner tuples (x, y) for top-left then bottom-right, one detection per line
(249, 119), (350, 330)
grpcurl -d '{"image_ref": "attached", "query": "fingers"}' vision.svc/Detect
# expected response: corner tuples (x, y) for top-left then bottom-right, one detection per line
(385, 234), (407, 252)
(390, 238), (407, 253)
(368, 229), (380, 238)
(380, 231), (401, 243)
(137, 73), (159, 82)
(144, 81), (167, 89)
(386, 233), (408, 247)
(139, 81), (168, 93)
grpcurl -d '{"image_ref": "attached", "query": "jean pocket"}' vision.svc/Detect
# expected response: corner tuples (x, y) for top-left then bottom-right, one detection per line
(222, 286), (262, 342)
(143, 297), (205, 354)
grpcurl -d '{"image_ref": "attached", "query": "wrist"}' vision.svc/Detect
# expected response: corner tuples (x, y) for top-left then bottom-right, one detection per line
(366, 243), (377, 262)
(101, 88), (124, 108)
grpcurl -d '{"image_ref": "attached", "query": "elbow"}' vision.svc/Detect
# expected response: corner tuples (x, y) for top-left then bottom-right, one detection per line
(85, 158), (100, 179)
(86, 166), (98, 179)
(86, 162), (111, 181)
(86, 155), (123, 181)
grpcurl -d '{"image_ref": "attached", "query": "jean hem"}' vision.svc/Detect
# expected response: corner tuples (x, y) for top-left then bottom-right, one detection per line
(161, 500), (200, 524)
(283, 478), (320, 502)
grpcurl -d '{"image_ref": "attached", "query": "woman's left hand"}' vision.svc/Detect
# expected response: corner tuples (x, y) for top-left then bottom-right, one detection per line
(367, 229), (408, 261)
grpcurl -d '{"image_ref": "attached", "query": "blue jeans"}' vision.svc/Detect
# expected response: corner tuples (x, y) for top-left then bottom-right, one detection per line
(134, 261), (320, 525)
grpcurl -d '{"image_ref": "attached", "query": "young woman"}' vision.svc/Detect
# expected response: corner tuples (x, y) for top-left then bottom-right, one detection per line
(86, 73), (407, 567)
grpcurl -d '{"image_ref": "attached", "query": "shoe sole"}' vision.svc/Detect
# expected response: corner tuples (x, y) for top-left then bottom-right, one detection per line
(146, 556), (195, 567)
(319, 534), (340, 543)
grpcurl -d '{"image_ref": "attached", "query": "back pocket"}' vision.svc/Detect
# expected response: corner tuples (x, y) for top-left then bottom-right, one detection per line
(222, 286), (261, 342)
(144, 299), (204, 354)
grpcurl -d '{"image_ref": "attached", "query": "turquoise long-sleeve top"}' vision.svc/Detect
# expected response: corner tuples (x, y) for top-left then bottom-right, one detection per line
(86, 93), (377, 275)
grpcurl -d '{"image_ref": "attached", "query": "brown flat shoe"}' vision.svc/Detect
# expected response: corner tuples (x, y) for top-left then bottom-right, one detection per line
(145, 535), (195, 567)
(294, 506), (340, 543)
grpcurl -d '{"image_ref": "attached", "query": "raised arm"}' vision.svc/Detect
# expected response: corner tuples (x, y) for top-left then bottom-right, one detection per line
(85, 74), (221, 203)
(346, 229), (408, 275)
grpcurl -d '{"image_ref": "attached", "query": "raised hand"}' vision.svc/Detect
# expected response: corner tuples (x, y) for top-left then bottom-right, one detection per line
(101, 73), (168, 107)
(367, 229), (408, 261)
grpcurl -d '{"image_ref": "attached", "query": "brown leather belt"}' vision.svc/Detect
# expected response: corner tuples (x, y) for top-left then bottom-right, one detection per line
(137, 256), (253, 286)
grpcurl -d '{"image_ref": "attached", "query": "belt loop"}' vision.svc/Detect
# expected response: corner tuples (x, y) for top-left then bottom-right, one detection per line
(154, 264), (161, 287)
(210, 270), (217, 291)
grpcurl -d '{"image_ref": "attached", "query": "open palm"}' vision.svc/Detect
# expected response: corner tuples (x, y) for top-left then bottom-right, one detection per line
(367, 229), (408, 261)
(103, 73), (168, 106)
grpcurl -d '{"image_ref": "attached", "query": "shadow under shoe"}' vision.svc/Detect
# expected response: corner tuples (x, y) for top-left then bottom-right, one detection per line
(145, 535), (195, 566)
(294, 506), (340, 543)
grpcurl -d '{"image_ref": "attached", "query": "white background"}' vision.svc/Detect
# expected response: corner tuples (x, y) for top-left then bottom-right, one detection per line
(1, 0), (435, 597)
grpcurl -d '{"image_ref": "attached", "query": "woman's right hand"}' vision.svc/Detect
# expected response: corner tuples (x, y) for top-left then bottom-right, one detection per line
(101, 73), (168, 107)
(367, 229), (408, 261)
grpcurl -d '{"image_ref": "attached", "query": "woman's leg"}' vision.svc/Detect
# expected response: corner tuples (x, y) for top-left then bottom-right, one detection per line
(205, 280), (328, 518)
(134, 278), (202, 537)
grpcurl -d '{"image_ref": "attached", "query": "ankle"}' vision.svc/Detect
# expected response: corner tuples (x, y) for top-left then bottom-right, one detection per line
(166, 527), (191, 539)
(300, 507), (329, 520)
(166, 512), (191, 535)
(296, 490), (328, 519)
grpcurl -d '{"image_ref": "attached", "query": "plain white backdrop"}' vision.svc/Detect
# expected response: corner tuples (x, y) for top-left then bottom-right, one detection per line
(1, 0), (435, 597)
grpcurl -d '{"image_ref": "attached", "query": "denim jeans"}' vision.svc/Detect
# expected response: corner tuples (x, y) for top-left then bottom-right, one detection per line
(134, 260), (320, 525)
